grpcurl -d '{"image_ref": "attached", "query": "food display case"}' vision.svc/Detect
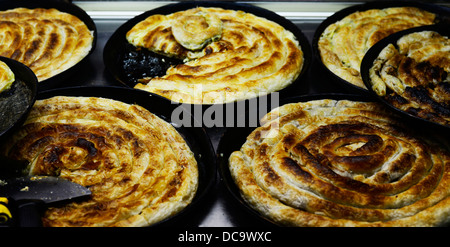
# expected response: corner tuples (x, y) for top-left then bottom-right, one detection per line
(1, 0), (450, 228)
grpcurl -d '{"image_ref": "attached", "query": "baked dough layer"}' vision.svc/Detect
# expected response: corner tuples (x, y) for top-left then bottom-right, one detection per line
(0, 8), (93, 82)
(0, 61), (14, 92)
(370, 31), (450, 127)
(228, 99), (450, 226)
(127, 7), (304, 104)
(0, 96), (198, 227)
(318, 7), (435, 89)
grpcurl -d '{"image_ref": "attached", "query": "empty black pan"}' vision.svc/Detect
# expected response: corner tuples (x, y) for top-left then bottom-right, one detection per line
(312, 1), (450, 95)
(0, 0), (97, 90)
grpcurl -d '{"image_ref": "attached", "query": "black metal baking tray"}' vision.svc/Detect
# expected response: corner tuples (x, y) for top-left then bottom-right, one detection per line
(361, 24), (450, 132)
(312, 0), (450, 95)
(33, 86), (217, 227)
(0, 57), (37, 142)
(103, 1), (312, 104)
(217, 93), (375, 227)
(0, 0), (97, 91)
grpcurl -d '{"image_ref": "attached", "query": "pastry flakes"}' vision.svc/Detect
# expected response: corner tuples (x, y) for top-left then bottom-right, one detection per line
(370, 31), (450, 127)
(0, 8), (94, 82)
(318, 7), (435, 89)
(228, 99), (450, 226)
(127, 7), (304, 104)
(0, 96), (198, 227)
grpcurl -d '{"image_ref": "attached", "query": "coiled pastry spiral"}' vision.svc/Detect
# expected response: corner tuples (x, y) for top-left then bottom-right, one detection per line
(228, 99), (450, 226)
(0, 96), (198, 227)
(128, 7), (304, 104)
(318, 7), (436, 89)
(0, 8), (93, 82)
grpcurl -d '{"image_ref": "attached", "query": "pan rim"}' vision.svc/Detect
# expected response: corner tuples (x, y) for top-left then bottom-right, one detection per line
(0, 56), (38, 141)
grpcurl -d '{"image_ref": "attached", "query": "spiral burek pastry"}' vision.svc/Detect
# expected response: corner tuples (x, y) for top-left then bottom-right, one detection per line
(0, 8), (93, 82)
(0, 96), (198, 227)
(370, 31), (450, 127)
(228, 99), (450, 226)
(127, 7), (304, 104)
(318, 7), (436, 89)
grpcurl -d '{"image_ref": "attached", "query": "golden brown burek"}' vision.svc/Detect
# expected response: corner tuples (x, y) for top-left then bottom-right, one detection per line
(228, 99), (450, 226)
(370, 31), (450, 127)
(0, 8), (93, 82)
(127, 7), (304, 104)
(318, 7), (436, 89)
(0, 96), (198, 227)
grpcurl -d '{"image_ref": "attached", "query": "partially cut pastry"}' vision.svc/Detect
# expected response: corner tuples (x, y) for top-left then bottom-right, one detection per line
(0, 8), (94, 82)
(0, 96), (198, 227)
(228, 99), (450, 226)
(318, 7), (436, 89)
(369, 31), (450, 127)
(127, 7), (304, 104)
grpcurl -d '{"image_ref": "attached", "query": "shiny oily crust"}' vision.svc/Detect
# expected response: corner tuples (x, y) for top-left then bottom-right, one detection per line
(0, 8), (93, 82)
(0, 61), (14, 92)
(318, 7), (435, 89)
(228, 99), (450, 226)
(370, 31), (450, 127)
(0, 96), (198, 227)
(127, 7), (304, 104)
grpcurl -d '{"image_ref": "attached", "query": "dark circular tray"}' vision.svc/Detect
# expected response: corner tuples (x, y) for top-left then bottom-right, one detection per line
(0, 57), (37, 142)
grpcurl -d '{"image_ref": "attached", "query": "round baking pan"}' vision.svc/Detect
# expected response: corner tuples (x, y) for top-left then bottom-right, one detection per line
(217, 93), (376, 226)
(0, 57), (37, 142)
(361, 24), (450, 132)
(312, 1), (450, 95)
(27, 86), (217, 227)
(103, 1), (312, 105)
(0, 0), (97, 91)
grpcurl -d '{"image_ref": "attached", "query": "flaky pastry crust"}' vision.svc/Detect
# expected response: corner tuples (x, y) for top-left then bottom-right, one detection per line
(228, 99), (450, 226)
(171, 8), (223, 50)
(0, 96), (198, 227)
(127, 7), (304, 104)
(369, 31), (450, 127)
(318, 7), (435, 89)
(0, 8), (93, 82)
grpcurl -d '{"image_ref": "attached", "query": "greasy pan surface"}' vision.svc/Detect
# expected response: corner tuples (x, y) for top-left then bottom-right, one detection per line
(29, 86), (216, 227)
(312, 0), (450, 94)
(0, 0), (97, 90)
(0, 57), (37, 142)
(361, 24), (450, 132)
(103, 1), (312, 104)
